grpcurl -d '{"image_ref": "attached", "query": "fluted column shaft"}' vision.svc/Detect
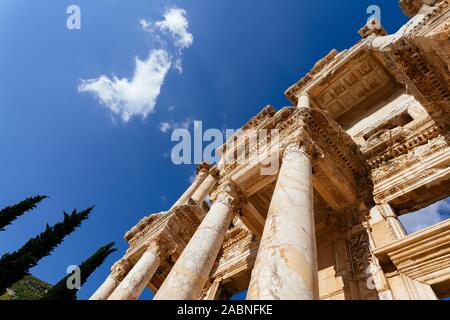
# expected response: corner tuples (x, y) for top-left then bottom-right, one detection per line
(108, 236), (175, 300)
(247, 142), (319, 300)
(171, 164), (210, 209)
(90, 276), (118, 300)
(154, 184), (242, 300)
(191, 174), (218, 204)
(89, 258), (131, 300)
(108, 251), (160, 300)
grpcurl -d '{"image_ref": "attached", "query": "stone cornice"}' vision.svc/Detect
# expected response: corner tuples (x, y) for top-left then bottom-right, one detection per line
(124, 205), (203, 258)
(374, 218), (450, 285)
(371, 134), (448, 184)
(124, 212), (168, 245)
(400, 0), (427, 17)
(365, 122), (441, 169)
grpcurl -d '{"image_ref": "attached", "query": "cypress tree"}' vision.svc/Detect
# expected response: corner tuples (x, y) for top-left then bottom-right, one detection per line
(0, 206), (93, 294)
(0, 195), (48, 231)
(41, 242), (116, 300)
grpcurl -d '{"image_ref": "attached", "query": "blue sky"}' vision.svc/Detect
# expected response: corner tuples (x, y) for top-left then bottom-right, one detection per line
(0, 0), (447, 300)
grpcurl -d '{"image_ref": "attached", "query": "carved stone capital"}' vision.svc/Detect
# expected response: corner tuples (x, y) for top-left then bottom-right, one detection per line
(209, 166), (221, 180)
(210, 182), (246, 211)
(144, 233), (177, 258)
(282, 130), (323, 160)
(196, 161), (212, 175)
(111, 258), (132, 282)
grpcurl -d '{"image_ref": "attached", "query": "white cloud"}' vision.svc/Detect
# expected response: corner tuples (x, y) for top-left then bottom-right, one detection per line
(159, 122), (172, 133)
(141, 8), (193, 74)
(79, 49), (171, 122)
(400, 199), (450, 234)
(168, 106), (175, 112)
(142, 8), (193, 50)
(80, 8), (193, 122)
(158, 117), (196, 133)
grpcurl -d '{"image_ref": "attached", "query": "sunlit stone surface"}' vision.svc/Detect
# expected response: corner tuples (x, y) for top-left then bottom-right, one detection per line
(92, 0), (450, 300)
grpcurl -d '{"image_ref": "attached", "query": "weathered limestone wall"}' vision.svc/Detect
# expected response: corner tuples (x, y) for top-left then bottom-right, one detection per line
(316, 229), (353, 300)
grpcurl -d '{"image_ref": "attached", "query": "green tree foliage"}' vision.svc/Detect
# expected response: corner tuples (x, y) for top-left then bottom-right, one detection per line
(0, 195), (48, 231)
(0, 207), (93, 294)
(41, 242), (116, 300)
(0, 275), (52, 300)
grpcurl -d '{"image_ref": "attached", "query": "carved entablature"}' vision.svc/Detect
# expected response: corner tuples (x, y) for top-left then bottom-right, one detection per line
(124, 205), (203, 260)
(372, 134), (450, 210)
(364, 122), (441, 169)
(217, 105), (276, 157)
(124, 212), (168, 248)
(359, 18), (388, 38)
(371, 1), (450, 130)
(216, 105), (372, 222)
(371, 135), (448, 184)
(387, 41), (449, 126)
(400, 0), (427, 17)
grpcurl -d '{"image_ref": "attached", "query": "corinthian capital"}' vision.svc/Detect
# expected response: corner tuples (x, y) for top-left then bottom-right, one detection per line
(196, 161), (212, 175)
(209, 166), (221, 179)
(283, 130), (323, 160)
(111, 258), (132, 282)
(210, 182), (246, 210)
(144, 233), (177, 258)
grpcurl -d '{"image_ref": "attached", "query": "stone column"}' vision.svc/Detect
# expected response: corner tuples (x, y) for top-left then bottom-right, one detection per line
(154, 183), (243, 300)
(297, 93), (310, 108)
(381, 204), (407, 240)
(108, 236), (175, 300)
(191, 167), (220, 205)
(247, 139), (319, 300)
(369, 204), (407, 248)
(89, 258), (131, 300)
(171, 162), (211, 209)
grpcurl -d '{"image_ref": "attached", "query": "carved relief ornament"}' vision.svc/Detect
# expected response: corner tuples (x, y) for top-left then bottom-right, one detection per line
(111, 258), (132, 282)
(144, 233), (177, 258)
(210, 182), (246, 211)
(282, 130), (324, 160)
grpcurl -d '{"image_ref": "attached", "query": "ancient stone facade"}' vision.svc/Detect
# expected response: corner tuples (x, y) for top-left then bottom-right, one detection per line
(91, 0), (450, 300)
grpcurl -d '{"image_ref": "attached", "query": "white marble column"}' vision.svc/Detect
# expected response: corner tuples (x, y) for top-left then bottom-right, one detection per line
(297, 93), (310, 108)
(171, 162), (211, 209)
(191, 168), (219, 205)
(89, 259), (131, 300)
(380, 204), (407, 240)
(154, 183), (243, 300)
(108, 237), (175, 300)
(247, 141), (319, 300)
